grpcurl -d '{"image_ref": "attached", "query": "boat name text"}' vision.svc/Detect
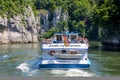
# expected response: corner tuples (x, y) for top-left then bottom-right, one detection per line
(48, 44), (81, 47)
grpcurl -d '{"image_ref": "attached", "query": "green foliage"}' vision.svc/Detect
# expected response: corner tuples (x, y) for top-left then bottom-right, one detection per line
(0, 0), (34, 17)
(94, 0), (120, 39)
(42, 27), (60, 39)
(58, 21), (69, 32)
(34, 0), (70, 13)
(1, 0), (119, 41)
(67, 0), (98, 39)
(95, 0), (120, 28)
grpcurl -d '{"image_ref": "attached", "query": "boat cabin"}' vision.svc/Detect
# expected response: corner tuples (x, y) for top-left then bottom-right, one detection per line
(53, 32), (79, 43)
(39, 32), (90, 69)
(42, 32), (89, 60)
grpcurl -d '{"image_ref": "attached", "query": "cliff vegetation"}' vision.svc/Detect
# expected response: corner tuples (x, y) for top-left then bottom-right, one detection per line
(0, 0), (120, 46)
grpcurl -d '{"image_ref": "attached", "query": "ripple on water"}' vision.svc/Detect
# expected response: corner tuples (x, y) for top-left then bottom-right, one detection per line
(0, 55), (10, 61)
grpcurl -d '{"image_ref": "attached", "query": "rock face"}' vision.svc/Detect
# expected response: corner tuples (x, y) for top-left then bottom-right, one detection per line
(53, 7), (68, 27)
(102, 37), (120, 48)
(40, 7), (68, 33)
(0, 6), (40, 44)
(101, 29), (120, 48)
(39, 10), (49, 33)
(0, 6), (68, 44)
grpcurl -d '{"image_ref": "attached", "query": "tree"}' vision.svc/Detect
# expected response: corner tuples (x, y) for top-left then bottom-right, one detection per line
(94, 0), (120, 38)
(67, 0), (97, 38)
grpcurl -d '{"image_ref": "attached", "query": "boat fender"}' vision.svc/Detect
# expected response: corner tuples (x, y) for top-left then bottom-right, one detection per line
(48, 50), (55, 56)
(85, 58), (87, 60)
(71, 51), (77, 54)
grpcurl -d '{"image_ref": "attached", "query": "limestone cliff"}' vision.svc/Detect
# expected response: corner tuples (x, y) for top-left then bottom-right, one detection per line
(39, 9), (49, 33)
(39, 7), (68, 33)
(0, 6), (68, 44)
(53, 7), (68, 27)
(0, 6), (40, 44)
(101, 28), (120, 48)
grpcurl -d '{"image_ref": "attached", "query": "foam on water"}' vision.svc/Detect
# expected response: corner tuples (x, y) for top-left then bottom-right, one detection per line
(16, 58), (40, 76)
(16, 58), (96, 77)
(65, 69), (95, 77)
(17, 61), (96, 77)
(16, 62), (31, 72)
(50, 69), (96, 77)
(16, 62), (39, 76)
(50, 69), (66, 75)
(3, 55), (9, 58)
(0, 55), (10, 61)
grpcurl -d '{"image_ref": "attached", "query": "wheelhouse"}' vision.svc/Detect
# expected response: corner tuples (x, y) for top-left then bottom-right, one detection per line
(53, 32), (79, 43)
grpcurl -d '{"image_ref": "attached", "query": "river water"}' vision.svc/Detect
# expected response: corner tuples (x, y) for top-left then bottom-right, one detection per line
(0, 42), (120, 77)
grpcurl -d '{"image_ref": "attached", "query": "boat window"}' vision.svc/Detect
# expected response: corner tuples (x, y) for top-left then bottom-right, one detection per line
(62, 50), (66, 54)
(56, 35), (62, 43)
(70, 35), (77, 43)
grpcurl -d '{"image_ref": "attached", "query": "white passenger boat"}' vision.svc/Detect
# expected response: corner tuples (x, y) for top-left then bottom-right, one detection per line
(38, 32), (91, 69)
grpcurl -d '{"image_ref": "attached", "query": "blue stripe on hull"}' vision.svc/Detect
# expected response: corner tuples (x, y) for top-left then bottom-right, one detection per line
(39, 64), (90, 69)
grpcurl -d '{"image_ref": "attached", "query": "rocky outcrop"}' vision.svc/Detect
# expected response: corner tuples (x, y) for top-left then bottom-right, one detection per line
(102, 38), (120, 48)
(39, 7), (68, 33)
(0, 6), (40, 44)
(39, 10), (49, 33)
(53, 7), (68, 27)
(101, 29), (120, 48)
(0, 6), (69, 44)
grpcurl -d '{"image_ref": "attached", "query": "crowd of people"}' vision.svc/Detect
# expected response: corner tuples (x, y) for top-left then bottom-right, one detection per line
(74, 37), (89, 44)
(43, 36), (89, 45)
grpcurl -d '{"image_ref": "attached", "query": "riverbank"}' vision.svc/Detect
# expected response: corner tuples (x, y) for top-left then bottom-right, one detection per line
(90, 41), (120, 52)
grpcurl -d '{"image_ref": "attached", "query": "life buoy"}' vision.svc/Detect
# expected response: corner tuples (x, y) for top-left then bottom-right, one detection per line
(70, 51), (77, 54)
(48, 50), (55, 56)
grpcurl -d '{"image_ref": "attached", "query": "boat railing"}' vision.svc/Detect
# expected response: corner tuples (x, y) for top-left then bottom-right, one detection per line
(42, 38), (89, 44)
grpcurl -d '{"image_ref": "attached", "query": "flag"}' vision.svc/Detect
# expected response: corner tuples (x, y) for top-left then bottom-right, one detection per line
(63, 33), (69, 47)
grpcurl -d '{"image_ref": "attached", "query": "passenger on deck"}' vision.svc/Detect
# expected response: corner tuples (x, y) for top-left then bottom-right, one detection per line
(83, 38), (90, 47)
(74, 37), (78, 43)
(68, 38), (71, 43)
(45, 39), (52, 44)
(77, 37), (83, 43)
(52, 36), (57, 43)
(71, 37), (77, 43)
(83, 38), (88, 44)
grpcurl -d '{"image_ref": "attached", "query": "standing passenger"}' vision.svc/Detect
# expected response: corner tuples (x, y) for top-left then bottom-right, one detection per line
(52, 36), (57, 43)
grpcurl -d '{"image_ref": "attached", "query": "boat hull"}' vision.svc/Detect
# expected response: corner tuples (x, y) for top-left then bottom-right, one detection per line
(39, 64), (90, 69)
(38, 59), (91, 69)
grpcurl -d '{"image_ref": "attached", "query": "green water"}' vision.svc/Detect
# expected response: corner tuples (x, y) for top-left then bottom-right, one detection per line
(89, 42), (120, 76)
(0, 42), (120, 77)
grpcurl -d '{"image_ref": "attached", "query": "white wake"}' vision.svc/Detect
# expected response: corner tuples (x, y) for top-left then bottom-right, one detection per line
(16, 60), (96, 77)
(16, 62), (39, 76)
(50, 69), (95, 77)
